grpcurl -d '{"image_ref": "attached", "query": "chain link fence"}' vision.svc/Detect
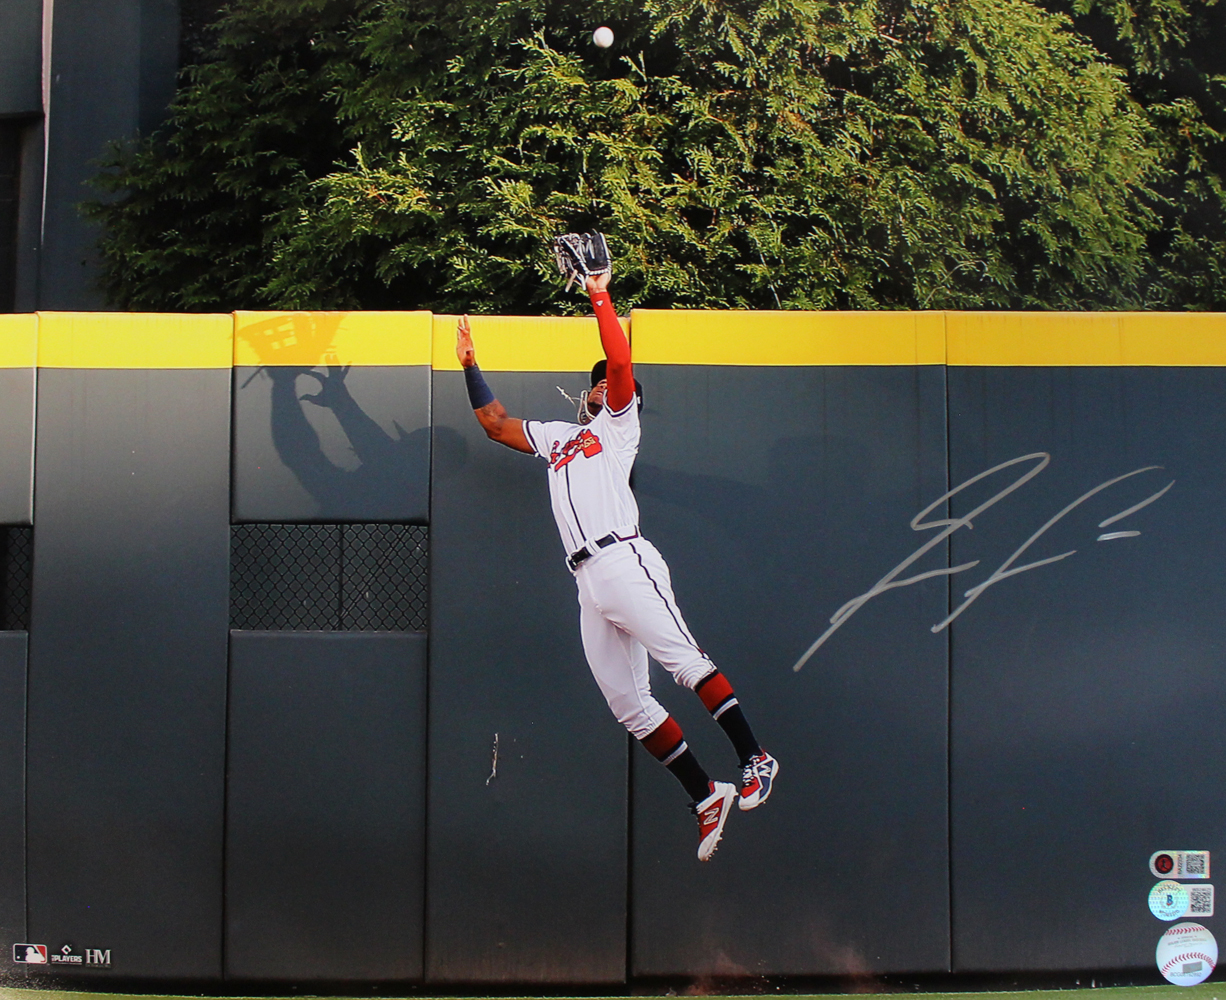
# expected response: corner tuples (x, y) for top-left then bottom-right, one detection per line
(231, 524), (427, 631)
(1, 526), (32, 631)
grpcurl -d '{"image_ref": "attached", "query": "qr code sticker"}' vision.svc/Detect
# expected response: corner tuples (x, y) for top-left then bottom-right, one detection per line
(1188, 885), (1215, 916)
(1154, 850), (1212, 878)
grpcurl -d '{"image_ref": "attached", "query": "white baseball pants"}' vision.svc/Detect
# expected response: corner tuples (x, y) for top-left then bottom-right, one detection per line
(573, 536), (714, 739)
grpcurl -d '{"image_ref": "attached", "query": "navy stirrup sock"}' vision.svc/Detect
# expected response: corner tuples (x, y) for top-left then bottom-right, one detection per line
(640, 716), (712, 802)
(696, 670), (761, 766)
(668, 750), (713, 804)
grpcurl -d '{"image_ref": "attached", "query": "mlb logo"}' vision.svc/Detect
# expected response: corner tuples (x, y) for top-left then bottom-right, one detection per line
(13, 944), (47, 964)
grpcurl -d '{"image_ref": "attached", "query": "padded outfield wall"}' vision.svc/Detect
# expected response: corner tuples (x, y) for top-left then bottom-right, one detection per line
(0, 309), (1223, 985)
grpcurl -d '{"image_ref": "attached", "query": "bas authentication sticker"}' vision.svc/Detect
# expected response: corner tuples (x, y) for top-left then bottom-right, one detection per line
(1157, 922), (1218, 986)
(1151, 851), (1211, 879)
(1188, 885), (1216, 918)
(1151, 880), (1193, 921)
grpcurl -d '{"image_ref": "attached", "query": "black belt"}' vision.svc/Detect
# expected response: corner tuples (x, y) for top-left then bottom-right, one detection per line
(567, 529), (639, 570)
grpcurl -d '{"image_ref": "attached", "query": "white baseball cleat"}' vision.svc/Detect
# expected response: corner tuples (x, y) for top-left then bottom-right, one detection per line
(693, 781), (737, 861)
(739, 750), (779, 810)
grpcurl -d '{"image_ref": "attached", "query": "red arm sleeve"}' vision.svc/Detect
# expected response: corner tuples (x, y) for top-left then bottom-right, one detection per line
(590, 289), (633, 411)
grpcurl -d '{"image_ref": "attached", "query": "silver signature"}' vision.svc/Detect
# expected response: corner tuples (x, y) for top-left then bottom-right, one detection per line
(792, 453), (1174, 672)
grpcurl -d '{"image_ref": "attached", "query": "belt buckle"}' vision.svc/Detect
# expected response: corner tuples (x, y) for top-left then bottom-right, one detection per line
(570, 530), (636, 570)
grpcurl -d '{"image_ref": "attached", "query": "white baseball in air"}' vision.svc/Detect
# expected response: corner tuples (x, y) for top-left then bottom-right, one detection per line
(592, 26), (614, 48)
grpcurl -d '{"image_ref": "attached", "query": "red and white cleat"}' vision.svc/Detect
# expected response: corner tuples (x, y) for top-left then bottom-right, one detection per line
(693, 781), (737, 861)
(739, 750), (779, 811)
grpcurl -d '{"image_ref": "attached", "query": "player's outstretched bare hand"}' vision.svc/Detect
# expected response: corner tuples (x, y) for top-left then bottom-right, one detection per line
(456, 315), (476, 369)
(585, 273), (611, 295)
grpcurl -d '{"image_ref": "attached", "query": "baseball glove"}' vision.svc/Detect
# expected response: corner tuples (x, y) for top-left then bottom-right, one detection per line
(553, 231), (612, 292)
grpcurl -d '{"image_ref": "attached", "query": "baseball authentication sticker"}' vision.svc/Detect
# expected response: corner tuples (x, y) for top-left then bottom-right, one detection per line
(1190, 885), (1217, 918)
(1151, 851), (1211, 879)
(1152, 881), (1192, 921)
(1156, 922), (1218, 986)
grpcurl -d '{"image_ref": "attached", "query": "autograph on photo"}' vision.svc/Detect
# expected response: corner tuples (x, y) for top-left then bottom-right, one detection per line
(792, 452), (1175, 672)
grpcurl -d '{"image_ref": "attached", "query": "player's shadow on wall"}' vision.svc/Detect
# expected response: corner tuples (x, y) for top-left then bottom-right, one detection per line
(634, 433), (901, 651)
(265, 364), (431, 518)
(636, 433), (871, 546)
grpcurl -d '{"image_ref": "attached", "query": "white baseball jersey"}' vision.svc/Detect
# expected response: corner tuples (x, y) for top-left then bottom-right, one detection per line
(523, 395), (641, 557)
(524, 393), (714, 737)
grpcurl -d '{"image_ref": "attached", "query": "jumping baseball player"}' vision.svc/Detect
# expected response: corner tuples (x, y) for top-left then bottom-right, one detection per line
(455, 240), (778, 861)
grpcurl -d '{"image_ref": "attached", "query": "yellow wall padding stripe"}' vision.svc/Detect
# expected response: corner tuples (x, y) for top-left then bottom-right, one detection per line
(37, 312), (233, 369)
(235, 311), (432, 367)
(0, 314), (37, 368)
(947, 312), (1226, 366)
(631, 309), (947, 366)
(26, 310), (1226, 369)
(432, 314), (625, 372)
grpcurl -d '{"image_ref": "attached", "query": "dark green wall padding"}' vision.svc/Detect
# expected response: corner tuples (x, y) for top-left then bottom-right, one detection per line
(949, 368), (1226, 971)
(25, 369), (230, 978)
(1, 310), (1223, 985)
(226, 631), (427, 980)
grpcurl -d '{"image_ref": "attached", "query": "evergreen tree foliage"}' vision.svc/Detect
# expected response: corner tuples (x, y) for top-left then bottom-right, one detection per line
(89, 0), (1204, 312)
(1046, 0), (1226, 308)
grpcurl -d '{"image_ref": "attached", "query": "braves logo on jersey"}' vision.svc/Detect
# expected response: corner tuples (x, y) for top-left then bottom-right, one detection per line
(550, 429), (603, 470)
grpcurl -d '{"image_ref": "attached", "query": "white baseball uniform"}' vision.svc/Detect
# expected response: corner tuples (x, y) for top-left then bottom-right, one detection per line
(523, 396), (715, 739)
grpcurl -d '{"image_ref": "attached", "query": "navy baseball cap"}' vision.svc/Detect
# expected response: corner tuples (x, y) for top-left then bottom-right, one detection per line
(590, 360), (643, 411)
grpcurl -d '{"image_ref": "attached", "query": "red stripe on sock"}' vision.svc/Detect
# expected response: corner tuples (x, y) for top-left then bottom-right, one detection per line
(695, 671), (735, 713)
(641, 716), (685, 761)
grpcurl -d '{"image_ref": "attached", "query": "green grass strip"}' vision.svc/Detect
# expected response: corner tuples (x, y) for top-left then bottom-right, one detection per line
(1, 986), (1226, 1000)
